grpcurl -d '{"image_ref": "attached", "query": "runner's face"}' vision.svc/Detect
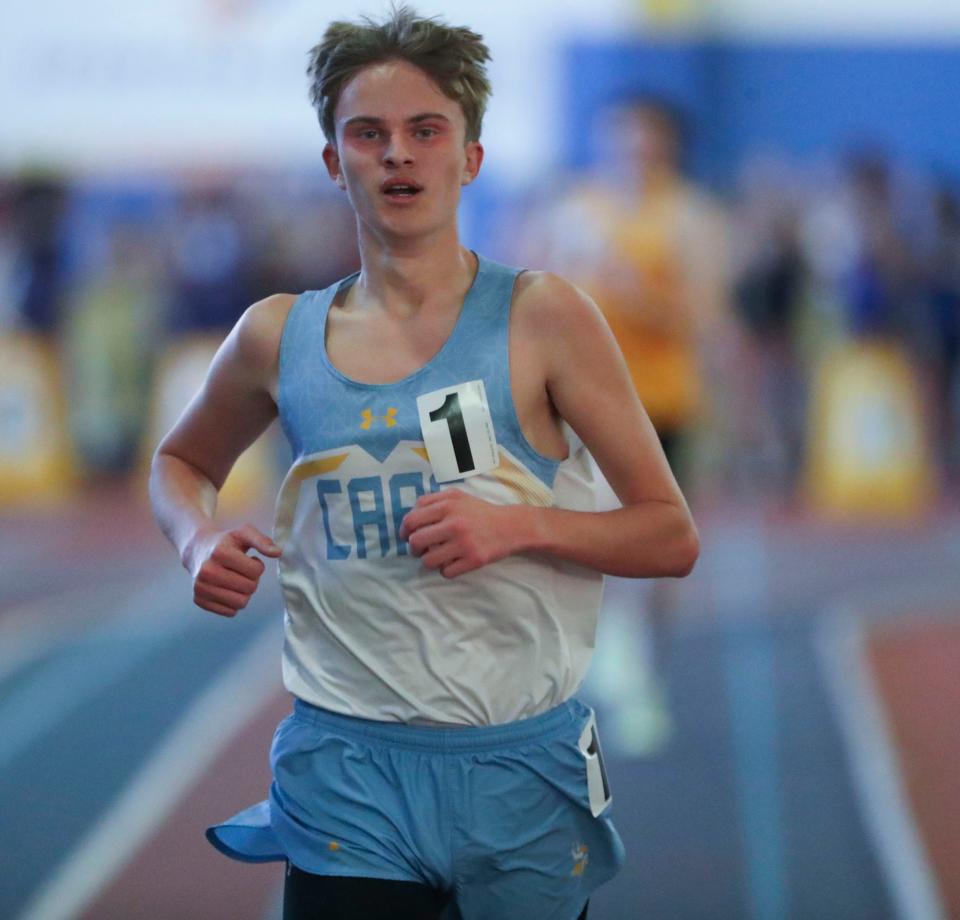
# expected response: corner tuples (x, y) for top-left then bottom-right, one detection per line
(323, 59), (483, 240)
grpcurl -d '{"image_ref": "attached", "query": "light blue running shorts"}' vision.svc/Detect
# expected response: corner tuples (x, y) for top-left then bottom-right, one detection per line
(207, 697), (625, 920)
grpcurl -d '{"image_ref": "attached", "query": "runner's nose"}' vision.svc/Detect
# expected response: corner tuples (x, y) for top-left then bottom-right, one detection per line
(383, 134), (414, 167)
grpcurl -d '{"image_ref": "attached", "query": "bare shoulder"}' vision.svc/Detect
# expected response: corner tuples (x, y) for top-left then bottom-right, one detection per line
(155, 292), (298, 473)
(230, 292), (299, 372)
(512, 269), (612, 342)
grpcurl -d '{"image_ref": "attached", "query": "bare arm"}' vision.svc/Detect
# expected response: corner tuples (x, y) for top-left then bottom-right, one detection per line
(400, 274), (699, 579)
(529, 272), (698, 575)
(149, 294), (295, 615)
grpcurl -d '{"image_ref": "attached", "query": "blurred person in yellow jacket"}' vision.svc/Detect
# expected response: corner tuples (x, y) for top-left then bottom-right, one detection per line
(550, 96), (730, 485)
(534, 95), (732, 753)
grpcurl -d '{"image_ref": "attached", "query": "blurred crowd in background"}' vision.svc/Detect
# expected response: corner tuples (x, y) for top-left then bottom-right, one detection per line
(2, 97), (958, 509)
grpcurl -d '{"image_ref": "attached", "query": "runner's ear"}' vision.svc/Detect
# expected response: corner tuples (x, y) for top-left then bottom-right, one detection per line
(461, 142), (483, 187)
(323, 143), (347, 190)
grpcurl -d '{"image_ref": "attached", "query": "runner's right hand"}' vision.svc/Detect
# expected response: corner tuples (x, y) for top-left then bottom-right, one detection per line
(186, 525), (282, 617)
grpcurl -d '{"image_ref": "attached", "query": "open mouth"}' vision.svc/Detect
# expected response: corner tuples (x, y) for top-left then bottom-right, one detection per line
(382, 181), (423, 198)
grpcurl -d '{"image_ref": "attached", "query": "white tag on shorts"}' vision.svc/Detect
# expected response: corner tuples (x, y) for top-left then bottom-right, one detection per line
(578, 711), (613, 817)
(416, 380), (498, 483)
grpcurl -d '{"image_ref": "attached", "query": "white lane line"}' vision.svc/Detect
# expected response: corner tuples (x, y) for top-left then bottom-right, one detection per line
(0, 572), (192, 770)
(16, 623), (283, 920)
(817, 607), (946, 920)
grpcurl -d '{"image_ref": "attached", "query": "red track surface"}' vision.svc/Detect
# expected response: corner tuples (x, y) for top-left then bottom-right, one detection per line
(866, 614), (960, 917)
(81, 688), (293, 920)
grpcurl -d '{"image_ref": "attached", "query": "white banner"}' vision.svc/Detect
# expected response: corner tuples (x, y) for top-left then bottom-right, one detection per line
(3, 0), (958, 174)
(0, 0), (629, 177)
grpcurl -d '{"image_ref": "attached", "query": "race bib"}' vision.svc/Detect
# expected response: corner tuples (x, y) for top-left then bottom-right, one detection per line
(416, 380), (498, 483)
(578, 711), (613, 817)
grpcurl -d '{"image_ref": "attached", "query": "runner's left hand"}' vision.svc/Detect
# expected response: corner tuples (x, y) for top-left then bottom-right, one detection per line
(399, 489), (521, 578)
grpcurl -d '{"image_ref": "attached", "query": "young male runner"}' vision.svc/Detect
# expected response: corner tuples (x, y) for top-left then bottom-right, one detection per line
(150, 7), (699, 919)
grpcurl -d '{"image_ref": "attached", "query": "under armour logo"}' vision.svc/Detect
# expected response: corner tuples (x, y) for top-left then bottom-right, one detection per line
(571, 843), (589, 877)
(360, 407), (398, 429)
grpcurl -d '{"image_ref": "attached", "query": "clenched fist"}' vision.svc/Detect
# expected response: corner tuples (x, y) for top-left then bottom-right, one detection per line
(186, 524), (281, 617)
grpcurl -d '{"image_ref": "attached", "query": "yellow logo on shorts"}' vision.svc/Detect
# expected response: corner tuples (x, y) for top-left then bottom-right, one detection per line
(571, 843), (589, 876)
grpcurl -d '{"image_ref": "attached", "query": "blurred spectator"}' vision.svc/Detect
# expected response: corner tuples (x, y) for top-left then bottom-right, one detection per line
(65, 222), (167, 476)
(168, 181), (249, 333)
(795, 153), (942, 503)
(8, 175), (70, 332)
(927, 182), (960, 484)
(799, 152), (934, 351)
(0, 181), (21, 331)
(844, 154), (928, 345)
(528, 94), (735, 496)
(730, 155), (809, 494)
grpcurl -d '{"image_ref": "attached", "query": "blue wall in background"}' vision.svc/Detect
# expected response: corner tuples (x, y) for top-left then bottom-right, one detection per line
(564, 40), (960, 189)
